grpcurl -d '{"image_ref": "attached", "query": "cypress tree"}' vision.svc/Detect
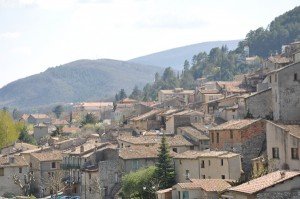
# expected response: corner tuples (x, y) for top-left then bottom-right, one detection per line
(155, 134), (176, 189)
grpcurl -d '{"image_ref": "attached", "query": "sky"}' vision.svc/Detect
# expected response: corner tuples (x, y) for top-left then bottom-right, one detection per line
(0, 0), (299, 88)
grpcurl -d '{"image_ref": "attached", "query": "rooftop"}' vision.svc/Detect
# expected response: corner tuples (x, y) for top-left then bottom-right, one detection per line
(29, 114), (50, 119)
(118, 135), (193, 147)
(160, 88), (195, 95)
(268, 55), (291, 64)
(131, 109), (163, 121)
(174, 150), (239, 159)
(0, 155), (29, 168)
(210, 119), (261, 131)
(31, 151), (63, 162)
(177, 179), (231, 192)
(228, 170), (300, 194)
(272, 122), (300, 139)
(177, 126), (209, 140)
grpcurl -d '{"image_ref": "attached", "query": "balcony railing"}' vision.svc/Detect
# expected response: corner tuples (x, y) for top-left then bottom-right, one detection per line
(61, 163), (81, 170)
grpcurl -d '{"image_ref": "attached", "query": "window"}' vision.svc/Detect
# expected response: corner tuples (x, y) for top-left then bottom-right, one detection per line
(275, 74), (277, 82)
(88, 187), (92, 193)
(202, 175), (205, 179)
(294, 73), (298, 81)
(221, 175), (225, 179)
(232, 115), (235, 119)
(291, 148), (299, 159)
(183, 191), (189, 199)
(185, 170), (190, 180)
(89, 173), (92, 180)
(51, 162), (56, 169)
(178, 191), (181, 199)
(201, 160), (205, 168)
(208, 160), (211, 166)
(217, 133), (219, 143)
(19, 167), (22, 174)
(269, 76), (272, 83)
(179, 160), (182, 164)
(211, 132), (214, 143)
(230, 131), (233, 139)
(0, 168), (4, 176)
(272, 147), (279, 159)
(221, 159), (224, 166)
(173, 148), (178, 153)
(132, 160), (139, 170)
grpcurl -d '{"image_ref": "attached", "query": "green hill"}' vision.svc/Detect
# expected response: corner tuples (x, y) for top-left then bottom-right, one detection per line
(0, 59), (162, 109)
(239, 6), (300, 57)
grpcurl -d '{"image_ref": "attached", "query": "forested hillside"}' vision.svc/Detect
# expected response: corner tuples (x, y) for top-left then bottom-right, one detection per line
(237, 6), (300, 57)
(0, 59), (161, 109)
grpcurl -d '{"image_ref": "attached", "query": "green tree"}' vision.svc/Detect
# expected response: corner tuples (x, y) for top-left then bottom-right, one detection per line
(155, 134), (175, 189)
(0, 110), (19, 148)
(121, 166), (157, 198)
(118, 89), (127, 100)
(52, 105), (64, 118)
(81, 113), (98, 126)
(18, 125), (36, 145)
(12, 108), (21, 121)
(51, 126), (63, 137)
(129, 85), (142, 100)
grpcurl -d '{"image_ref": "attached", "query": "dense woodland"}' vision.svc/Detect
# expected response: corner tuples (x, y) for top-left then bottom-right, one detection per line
(236, 6), (300, 57)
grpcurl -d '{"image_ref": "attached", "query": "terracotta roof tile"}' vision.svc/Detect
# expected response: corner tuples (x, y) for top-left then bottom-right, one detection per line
(178, 126), (209, 140)
(174, 150), (239, 159)
(210, 119), (261, 131)
(177, 179), (231, 192)
(31, 151), (63, 162)
(0, 155), (29, 167)
(228, 170), (300, 194)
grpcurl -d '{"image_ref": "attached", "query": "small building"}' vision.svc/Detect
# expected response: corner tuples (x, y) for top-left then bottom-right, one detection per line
(30, 151), (63, 197)
(156, 188), (172, 199)
(158, 88), (195, 104)
(209, 119), (266, 176)
(0, 155), (29, 196)
(222, 170), (300, 199)
(177, 126), (210, 150)
(266, 121), (300, 171)
(165, 110), (204, 134)
(130, 109), (163, 131)
(27, 114), (51, 125)
(33, 123), (49, 142)
(174, 150), (242, 183)
(172, 179), (232, 199)
(118, 135), (194, 153)
(0, 142), (38, 156)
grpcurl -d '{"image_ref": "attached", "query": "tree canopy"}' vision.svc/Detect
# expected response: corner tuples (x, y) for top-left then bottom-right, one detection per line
(0, 110), (19, 148)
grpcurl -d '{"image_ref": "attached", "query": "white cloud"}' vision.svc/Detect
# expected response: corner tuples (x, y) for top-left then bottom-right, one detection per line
(0, 32), (21, 39)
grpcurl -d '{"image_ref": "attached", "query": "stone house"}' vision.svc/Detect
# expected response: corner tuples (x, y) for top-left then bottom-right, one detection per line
(1, 142), (38, 156)
(158, 88), (195, 105)
(172, 179), (232, 199)
(0, 155), (29, 196)
(222, 170), (300, 199)
(118, 134), (194, 153)
(209, 119), (266, 176)
(61, 141), (110, 196)
(266, 121), (300, 171)
(267, 61), (300, 123)
(173, 150), (242, 183)
(165, 110), (204, 134)
(156, 188), (172, 199)
(33, 123), (49, 142)
(29, 151), (63, 197)
(177, 126), (210, 150)
(130, 109), (163, 131)
(27, 114), (51, 125)
(239, 88), (273, 119)
(112, 103), (135, 124)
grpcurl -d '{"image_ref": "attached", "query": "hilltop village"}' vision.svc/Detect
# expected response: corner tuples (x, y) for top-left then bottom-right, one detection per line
(0, 41), (300, 199)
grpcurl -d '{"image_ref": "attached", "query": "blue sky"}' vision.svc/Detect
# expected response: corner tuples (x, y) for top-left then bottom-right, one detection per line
(0, 0), (299, 88)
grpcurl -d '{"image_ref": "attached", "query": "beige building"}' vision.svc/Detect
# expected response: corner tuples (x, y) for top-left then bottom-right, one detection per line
(267, 61), (300, 123)
(30, 151), (63, 197)
(223, 170), (300, 199)
(177, 126), (210, 150)
(33, 123), (49, 142)
(130, 109), (163, 131)
(0, 155), (29, 196)
(174, 150), (242, 183)
(118, 134), (194, 153)
(266, 121), (300, 171)
(165, 110), (204, 134)
(158, 88), (195, 104)
(172, 179), (232, 199)
(1, 142), (38, 156)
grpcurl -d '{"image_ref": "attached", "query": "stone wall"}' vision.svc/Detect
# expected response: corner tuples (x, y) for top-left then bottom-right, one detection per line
(246, 89), (272, 119)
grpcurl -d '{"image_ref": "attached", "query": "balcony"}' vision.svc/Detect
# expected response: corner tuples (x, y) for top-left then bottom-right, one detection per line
(61, 163), (81, 170)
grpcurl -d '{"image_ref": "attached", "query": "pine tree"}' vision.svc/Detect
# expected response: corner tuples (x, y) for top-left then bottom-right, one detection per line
(155, 134), (175, 189)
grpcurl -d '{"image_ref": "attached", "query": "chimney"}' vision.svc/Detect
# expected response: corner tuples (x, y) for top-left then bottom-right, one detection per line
(8, 156), (15, 164)
(280, 171), (286, 179)
(80, 145), (84, 153)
